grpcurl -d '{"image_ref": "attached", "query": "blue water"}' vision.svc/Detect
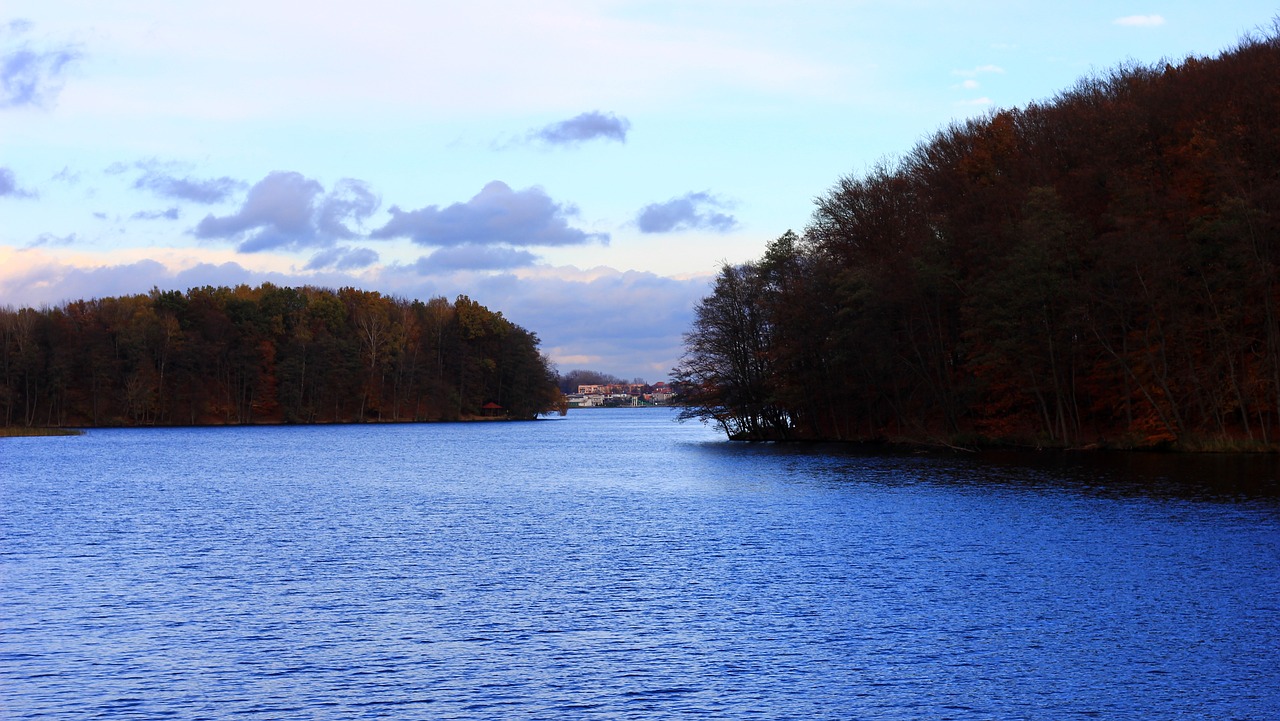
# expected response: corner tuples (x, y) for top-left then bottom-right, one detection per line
(2, 409), (1278, 719)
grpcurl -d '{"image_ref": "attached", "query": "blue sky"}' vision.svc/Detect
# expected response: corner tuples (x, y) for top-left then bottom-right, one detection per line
(1, 2), (1274, 381)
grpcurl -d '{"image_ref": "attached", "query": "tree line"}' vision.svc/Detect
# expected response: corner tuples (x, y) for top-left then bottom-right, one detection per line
(675, 29), (1280, 450)
(555, 369), (649, 394)
(1, 284), (564, 427)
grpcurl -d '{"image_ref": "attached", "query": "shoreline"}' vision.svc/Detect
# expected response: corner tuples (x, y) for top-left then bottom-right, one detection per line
(722, 431), (1280, 455)
(0, 415), (554, 434)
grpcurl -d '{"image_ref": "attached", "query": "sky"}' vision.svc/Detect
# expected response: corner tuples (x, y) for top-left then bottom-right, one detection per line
(1, 2), (1275, 381)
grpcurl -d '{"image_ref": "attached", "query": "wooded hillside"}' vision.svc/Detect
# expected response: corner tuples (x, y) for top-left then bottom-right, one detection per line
(1, 284), (563, 427)
(676, 30), (1280, 450)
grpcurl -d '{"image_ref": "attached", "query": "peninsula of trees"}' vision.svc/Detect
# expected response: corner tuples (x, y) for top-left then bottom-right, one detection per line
(1, 284), (563, 427)
(676, 30), (1280, 450)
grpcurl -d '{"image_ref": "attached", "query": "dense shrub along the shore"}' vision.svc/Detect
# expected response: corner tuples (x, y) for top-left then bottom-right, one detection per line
(676, 30), (1280, 450)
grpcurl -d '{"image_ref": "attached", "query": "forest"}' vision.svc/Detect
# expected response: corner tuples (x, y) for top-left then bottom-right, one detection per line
(1, 284), (564, 427)
(675, 30), (1280, 450)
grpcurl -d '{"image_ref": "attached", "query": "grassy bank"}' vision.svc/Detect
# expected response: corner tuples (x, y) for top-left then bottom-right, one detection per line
(0, 427), (84, 437)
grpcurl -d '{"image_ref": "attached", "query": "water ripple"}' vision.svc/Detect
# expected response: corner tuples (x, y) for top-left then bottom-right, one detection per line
(2, 410), (1278, 719)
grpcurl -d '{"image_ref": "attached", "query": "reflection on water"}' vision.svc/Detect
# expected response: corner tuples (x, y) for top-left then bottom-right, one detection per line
(2, 408), (1277, 720)
(693, 435), (1280, 502)
(974, 449), (1280, 500)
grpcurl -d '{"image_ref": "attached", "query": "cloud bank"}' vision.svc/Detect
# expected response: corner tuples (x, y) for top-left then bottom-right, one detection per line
(413, 246), (539, 273)
(0, 247), (710, 382)
(305, 245), (379, 271)
(464, 267), (708, 380)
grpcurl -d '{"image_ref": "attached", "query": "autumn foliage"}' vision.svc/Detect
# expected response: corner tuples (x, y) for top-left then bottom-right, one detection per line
(676, 31), (1280, 449)
(1, 284), (563, 427)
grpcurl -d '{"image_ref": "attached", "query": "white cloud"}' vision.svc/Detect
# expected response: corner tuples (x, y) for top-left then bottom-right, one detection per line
(635, 191), (738, 234)
(371, 181), (608, 251)
(194, 172), (380, 253)
(1114, 15), (1166, 27)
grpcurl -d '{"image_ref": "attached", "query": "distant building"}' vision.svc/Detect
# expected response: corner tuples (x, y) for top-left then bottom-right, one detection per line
(565, 381), (674, 408)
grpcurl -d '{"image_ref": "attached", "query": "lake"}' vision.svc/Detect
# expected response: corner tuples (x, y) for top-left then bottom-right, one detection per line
(2, 408), (1278, 719)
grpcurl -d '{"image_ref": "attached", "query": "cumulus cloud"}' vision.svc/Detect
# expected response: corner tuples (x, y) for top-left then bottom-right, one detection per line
(371, 181), (609, 249)
(305, 245), (380, 271)
(528, 111), (631, 146)
(316, 179), (380, 239)
(636, 191), (737, 233)
(1, 21), (81, 109)
(196, 171), (323, 250)
(1114, 15), (1165, 27)
(194, 171), (378, 253)
(0, 166), (36, 198)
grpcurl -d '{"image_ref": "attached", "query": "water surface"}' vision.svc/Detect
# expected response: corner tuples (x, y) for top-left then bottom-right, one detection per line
(3, 409), (1278, 719)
